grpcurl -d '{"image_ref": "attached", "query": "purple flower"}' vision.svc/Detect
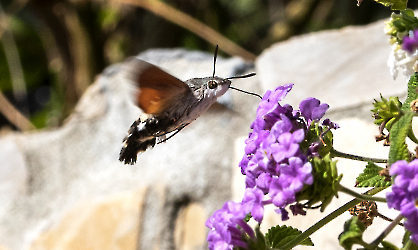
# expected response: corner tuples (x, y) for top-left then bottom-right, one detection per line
(269, 175), (297, 208)
(299, 97), (329, 122)
(275, 207), (289, 221)
(403, 30), (418, 54)
(243, 130), (270, 156)
(269, 158), (313, 211)
(386, 160), (418, 245)
(269, 129), (304, 163)
(307, 142), (321, 157)
(255, 172), (272, 193)
(270, 114), (294, 136)
(252, 84), (294, 131)
(279, 157), (313, 189)
(242, 188), (265, 223)
(206, 201), (254, 250)
(290, 203), (307, 216)
(322, 118), (340, 129)
(245, 150), (275, 188)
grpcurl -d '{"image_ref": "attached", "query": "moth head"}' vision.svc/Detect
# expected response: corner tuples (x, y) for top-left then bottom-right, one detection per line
(205, 77), (232, 98)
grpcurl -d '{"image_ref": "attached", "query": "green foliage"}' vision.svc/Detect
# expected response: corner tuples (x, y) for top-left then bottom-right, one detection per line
(244, 213), (252, 223)
(403, 231), (418, 250)
(98, 7), (121, 31)
(338, 217), (367, 250)
(30, 108), (50, 129)
(399, 73), (418, 144)
(301, 121), (334, 157)
(0, 16), (49, 92)
(410, 242), (418, 250)
(407, 241), (418, 250)
(381, 241), (400, 250)
(298, 154), (342, 212)
(375, 0), (408, 10)
(385, 10), (418, 44)
(265, 225), (314, 248)
(389, 111), (415, 164)
(372, 95), (402, 130)
(318, 129), (334, 157)
(402, 72), (418, 111)
(242, 226), (268, 250)
(356, 162), (391, 187)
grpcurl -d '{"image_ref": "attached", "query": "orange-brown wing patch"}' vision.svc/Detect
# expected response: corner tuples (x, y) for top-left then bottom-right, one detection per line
(129, 59), (190, 114)
(137, 87), (176, 114)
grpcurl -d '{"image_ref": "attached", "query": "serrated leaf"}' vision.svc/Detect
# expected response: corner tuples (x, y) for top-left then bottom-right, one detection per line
(381, 241), (400, 250)
(356, 162), (391, 188)
(338, 217), (366, 250)
(402, 73), (418, 111)
(266, 225), (313, 248)
(389, 112), (415, 165)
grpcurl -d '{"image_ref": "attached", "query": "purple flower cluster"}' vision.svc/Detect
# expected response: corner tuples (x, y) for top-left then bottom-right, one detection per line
(386, 160), (418, 244)
(206, 84), (332, 250)
(403, 30), (418, 54)
(239, 84), (327, 216)
(206, 188), (264, 250)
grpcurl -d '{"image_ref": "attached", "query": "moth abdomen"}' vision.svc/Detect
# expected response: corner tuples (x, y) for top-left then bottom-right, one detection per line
(119, 115), (177, 165)
(119, 136), (156, 165)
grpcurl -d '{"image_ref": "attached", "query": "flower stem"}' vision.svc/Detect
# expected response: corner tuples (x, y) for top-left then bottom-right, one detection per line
(330, 149), (388, 163)
(369, 214), (404, 248)
(402, 232), (413, 250)
(338, 185), (387, 203)
(276, 199), (361, 250)
(377, 212), (404, 226)
(276, 188), (386, 250)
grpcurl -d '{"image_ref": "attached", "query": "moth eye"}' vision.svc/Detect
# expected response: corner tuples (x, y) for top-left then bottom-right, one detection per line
(208, 80), (218, 89)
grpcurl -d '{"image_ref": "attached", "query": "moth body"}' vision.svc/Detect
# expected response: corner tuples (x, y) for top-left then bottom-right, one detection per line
(119, 58), (232, 164)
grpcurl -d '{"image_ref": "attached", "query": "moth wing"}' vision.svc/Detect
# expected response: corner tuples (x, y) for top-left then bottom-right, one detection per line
(127, 58), (191, 114)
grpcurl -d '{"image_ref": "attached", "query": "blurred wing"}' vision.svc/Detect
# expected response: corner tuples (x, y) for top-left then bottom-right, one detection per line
(127, 58), (190, 114)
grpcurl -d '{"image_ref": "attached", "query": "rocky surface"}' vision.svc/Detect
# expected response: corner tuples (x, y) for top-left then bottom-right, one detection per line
(0, 18), (409, 250)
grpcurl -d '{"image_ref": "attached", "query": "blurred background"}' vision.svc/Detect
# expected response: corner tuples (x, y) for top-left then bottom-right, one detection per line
(0, 0), (415, 132)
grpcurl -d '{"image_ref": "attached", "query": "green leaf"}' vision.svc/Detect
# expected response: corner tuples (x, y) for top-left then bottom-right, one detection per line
(246, 225), (268, 250)
(385, 10), (418, 45)
(356, 162), (391, 188)
(299, 155), (342, 211)
(375, 0), (408, 10)
(265, 225), (313, 248)
(389, 112), (415, 165)
(244, 213), (252, 222)
(403, 231), (418, 250)
(338, 217), (366, 250)
(371, 95), (402, 130)
(402, 73), (418, 111)
(408, 128), (418, 144)
(300, 121), (335, 157)
(408, 241), (418, 250)
(381, 241), (400, 250)
(401, 73), (418, 144)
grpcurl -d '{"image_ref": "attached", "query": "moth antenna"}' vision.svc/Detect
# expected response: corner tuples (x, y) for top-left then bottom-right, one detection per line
(213, 45), (218, 78)
(226, 73), (256, 80)
(229, 86), (262, 99)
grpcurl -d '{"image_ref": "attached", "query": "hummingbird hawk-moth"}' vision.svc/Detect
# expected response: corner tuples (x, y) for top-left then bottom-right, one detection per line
(119, 47), (256, 165)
